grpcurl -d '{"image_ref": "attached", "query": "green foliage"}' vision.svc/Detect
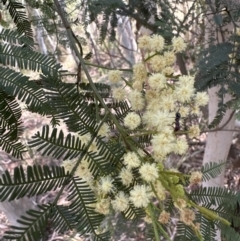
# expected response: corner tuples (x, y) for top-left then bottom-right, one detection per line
(0, 165), (70, 201)
(3, 204), (53, 241)
(0, 43), (61, 72)
(81, 0), (194, 42)
(0, 90), (26, 158)
(1, 0), (33, 41)
(29, 125), (85, 160)
(201, 161), (226, 182)
(175, 214), (216, 241)
(195, 5), (240, 128)
(218, 223), (240, 241)
(1, 1), (240, 241)
(0, 133), (26, 158)
(0, 28), (34, 49)
(196, 214), (216, 241)
(196, 42), (233, 91)
(0, 66), (54, 116)
(68, 177), (110, 240)
(174, 222), (199, 241)
(190, 187), (237, 207)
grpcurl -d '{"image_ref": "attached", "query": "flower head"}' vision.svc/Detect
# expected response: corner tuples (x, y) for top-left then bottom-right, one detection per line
(149, 55), (166, 72)
(119, 168), (133, 186)
(158, 210), (170, 224)
(151, 133), (175, 157)
(178, 75), (195, 88)
(108, 70), (122, 83)
(180, 208), (196, 226)
(143, 110), (174, 130)
(132, 80), (143, 91)
(111, 191), (129, 212)
(98, 123), (110, 137)
(128, 90), (145, 111)
(62, 160), (74, 173)
(163, 51), (176, 66)
(172, 36), (186, 53)
(162, 66), (174, 76)
(148, 73), (166, 91)
(76, 159), (93, 181)
(129, 184), (152, 208)
(174, 138), (189, 155)
(189, 171), (202, 185)
(194, 92), (209, 106)
(236, 28), (240, 36)
(150, 34), (165, 52)
(174, 198), (187, 210)
(95, 198), (110, 215)
(112, 88), (127, 101)
(138, 35), (151, 50)
(154, 180), (166, 200)
(133, 63), (147, 83)
(139, 163), (159, 183)
(123, 152), (141, 169)
(98, 176), (115, 195)
(79, 133), (91, 145)
(124, 112), (141, 130)
(188, 125), (200, 139)
(174, 85), (195, 103)
(159, 95), (176, 112)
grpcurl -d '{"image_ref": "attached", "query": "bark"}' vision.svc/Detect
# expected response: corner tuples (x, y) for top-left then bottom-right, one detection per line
(202, 0), (238, 240)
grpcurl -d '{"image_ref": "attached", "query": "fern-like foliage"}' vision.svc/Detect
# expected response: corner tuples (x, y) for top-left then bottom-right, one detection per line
(174, 221), (199, 241)
(201, 161), (226, 182)
(0, 134), (26, 159)
(207, 99), (234, 129)
(0, 25), (63, 145)
(218, 223), (240, 241)
(0, 90), (22, 138)
(0, 66), (55, 117)
(122, 203), (145, 220)
(1, 0), (33, 41)
(82, 0), (193, 42)
(0, 42), (61, 72)
(51, 204), (77, 233)
(3, 204), (53, 241)
(174, 215), (216, 241)
(41, 70), (98, 135)
(196, 213), (216, 241)
(29, 125), (85, 160)
(0, 90), (26, 158)
(195, 23), (240, 128)
(78, 82), (112, 100)
(0, 85), (24, 158)
(0, 165), (70, 201)
(68, 177), (110, 240)
(190, 187), (238, 207)
(0, 28), (34, 49)
(196, 42), (232, 91)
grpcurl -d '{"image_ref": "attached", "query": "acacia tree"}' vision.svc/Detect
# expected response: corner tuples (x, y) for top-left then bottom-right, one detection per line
(1, 0), (240, 241)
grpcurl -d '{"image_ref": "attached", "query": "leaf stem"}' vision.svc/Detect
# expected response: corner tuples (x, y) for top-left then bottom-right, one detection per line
(148, 204), (161, 241)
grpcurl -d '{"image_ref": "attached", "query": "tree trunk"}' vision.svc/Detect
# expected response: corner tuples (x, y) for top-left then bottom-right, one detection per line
(202, 1), (237, 240)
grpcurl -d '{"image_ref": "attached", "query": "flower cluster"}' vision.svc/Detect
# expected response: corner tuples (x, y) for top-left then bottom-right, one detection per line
(106, 34), (207, 235)
(63, 34), (208, 239)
